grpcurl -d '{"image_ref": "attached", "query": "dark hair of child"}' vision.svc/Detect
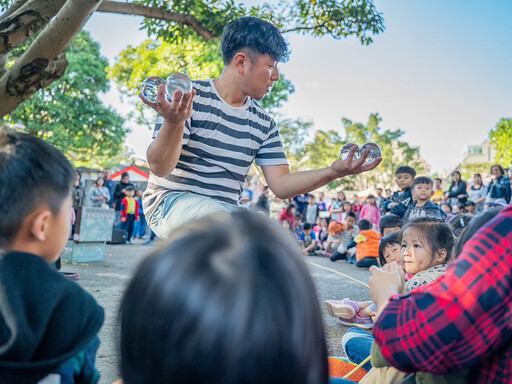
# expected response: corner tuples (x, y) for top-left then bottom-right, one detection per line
(395, 165), (416, 178)
(367, 194), (375, 199)
(294, 212), (303, 220)
(379, 214), (404, 236)
(434, 177), (442, 183)
(285, 202), (295, 215)
(448, 214), (473, 238)
(346, 211), (357, 220)
(119, 211), (328, 384)
(121, 171), (129, 179)
(442, 203), (452, 213)
(378, 232), (401, 266)
(221, 16), (290, 65)
(453, 208), (501, 259)
(411, 176), (433, 189)
(0, 128), (74, 247)
(400, 217), (455, 264)
(125, 185), (135, 192)
(303, 222), (312, 231)
(357, 219), (372, 231)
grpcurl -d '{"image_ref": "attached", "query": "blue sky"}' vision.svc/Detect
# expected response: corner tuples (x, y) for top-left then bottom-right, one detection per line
(85, 0), (512, 173)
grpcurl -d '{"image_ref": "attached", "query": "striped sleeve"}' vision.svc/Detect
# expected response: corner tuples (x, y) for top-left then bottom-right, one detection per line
(152, 114), (191, 145)
(255, 119), (288, 167)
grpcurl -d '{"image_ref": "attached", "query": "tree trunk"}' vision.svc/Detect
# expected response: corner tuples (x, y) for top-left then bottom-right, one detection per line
(0, 0), (104, 118)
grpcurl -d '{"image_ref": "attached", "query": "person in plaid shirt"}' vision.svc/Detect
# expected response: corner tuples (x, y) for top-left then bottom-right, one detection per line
(369, 205), (512, 383)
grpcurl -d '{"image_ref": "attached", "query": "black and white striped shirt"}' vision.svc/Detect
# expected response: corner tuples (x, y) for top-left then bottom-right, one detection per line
(143, 79), (288, 219)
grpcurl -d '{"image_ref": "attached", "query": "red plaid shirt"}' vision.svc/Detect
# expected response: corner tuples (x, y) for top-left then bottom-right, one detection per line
(374, 206), (512, 383)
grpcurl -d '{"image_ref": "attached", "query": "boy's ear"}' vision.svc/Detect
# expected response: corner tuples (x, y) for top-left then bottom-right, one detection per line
(30, 209), (52, 242)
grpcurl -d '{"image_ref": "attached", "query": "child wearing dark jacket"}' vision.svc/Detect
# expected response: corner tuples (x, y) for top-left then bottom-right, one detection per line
(382, 165), (416, 218)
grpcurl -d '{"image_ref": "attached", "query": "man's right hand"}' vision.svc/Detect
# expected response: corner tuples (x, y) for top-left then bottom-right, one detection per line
(139, 84), (196, 126)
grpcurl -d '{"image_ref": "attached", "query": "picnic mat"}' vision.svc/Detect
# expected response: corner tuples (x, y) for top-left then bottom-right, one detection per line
(329, 356), (368, 382)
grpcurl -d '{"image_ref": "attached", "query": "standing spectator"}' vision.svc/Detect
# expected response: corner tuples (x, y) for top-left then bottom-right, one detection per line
(254, 185), (270, 214)
(467, 173), (487, 213)
(485, 164), (511, 208)
(121, 186), (139, 244)
(375, 188), (385, 210)
(430, 177), (444, 205)
(340, 201), (354, 225)
(293, 193), (311, 216)
(316, 192), (327, 211)
(445, 171), (468, 208)
(114, 172), (135, 230)
(359, 195), (381, 230)
(133, 190), (146, 239)
(330, 191), (346, 222)
(303, 195), (319, 225)
(103, 168), (116, 208)
(88, 177), (110, 208)
(269, 196), (286, 220)
(352, 195), (363, 219)
(385, 188), (392, 198)
(71, 170), (83, 237)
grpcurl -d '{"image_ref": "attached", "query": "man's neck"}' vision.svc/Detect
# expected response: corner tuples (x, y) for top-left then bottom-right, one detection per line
(214, 73), (248, 107)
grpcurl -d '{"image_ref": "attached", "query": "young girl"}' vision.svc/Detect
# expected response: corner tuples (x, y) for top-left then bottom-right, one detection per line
(119, 211), (329, 384)
(278, 202), (295, 228)
(340, 201), (353, 224)
(359, 195), (381, 230)
(339, 217), (454, 371)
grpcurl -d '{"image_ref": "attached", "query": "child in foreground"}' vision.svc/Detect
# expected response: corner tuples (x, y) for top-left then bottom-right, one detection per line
(119, 211), (329, 384)
(0, 128), (104, 383)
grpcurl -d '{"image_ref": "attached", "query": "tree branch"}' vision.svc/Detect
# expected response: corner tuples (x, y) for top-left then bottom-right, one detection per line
(0, 0), (104, 118)
(0, 0), (29, 21)
(0, 0), (67, 55)
(96, 0), (220, 41)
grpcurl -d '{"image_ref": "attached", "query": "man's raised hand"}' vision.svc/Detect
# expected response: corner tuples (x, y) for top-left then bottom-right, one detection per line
(139, 84), (196, 125)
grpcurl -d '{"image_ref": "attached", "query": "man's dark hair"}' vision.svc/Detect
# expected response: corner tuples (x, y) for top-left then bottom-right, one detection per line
(346, 211), (357, 220)
(395, 165), (416, 177)
(303, 223), (312, 231)
(357, 219), (372, 231)
(120, 211), (328, 384)
(0, 128), (74, 247)
(379, 214), (404, 236)
(221, 16), (290, 65)
(121, 172), (129, 179)
(378, 232), (401, 266)
(411, 176), (433, 189)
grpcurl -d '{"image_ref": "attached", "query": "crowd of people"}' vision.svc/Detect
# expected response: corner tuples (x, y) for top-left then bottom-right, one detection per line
(1, 14), (511, 384)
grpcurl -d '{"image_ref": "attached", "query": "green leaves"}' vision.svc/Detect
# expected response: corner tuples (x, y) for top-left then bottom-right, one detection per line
(490, 117), (512, 167)
(4, 30), (127, 168)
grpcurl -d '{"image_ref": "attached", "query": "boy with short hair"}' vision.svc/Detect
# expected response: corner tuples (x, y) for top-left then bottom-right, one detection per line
(324, 221), (345, 255)
(431, 177), (444, 205)
(382, 165), (416, 218)
(303, 194), (319, 225)
(300, 223), (317, 256)
(0, 128), (104, 383)
(404, 177), (447, 222)
(329, 212), (359, 262)
(346, 219), (381, 268)
(121, 186), (140, 244)
(379, 214), (404, 236)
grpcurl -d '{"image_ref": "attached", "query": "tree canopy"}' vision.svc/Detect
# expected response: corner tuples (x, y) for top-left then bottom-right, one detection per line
(0, 0), (384, 117)
(490, 117), (512, 167)
(4, 30), (128, 168)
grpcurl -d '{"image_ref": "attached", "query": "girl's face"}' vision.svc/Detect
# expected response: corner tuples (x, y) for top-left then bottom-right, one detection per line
(401, 228), (444, 275)
(383, 243), (403, 267)
(452, 172), (461, 182)
(367, 197), (375, 205)
(338, 193), (345, 201)
(321, 218), (328, 227)
(343, 203), (352, 212)
(441, 204), (451, 214)
(281, 221), (290, 230)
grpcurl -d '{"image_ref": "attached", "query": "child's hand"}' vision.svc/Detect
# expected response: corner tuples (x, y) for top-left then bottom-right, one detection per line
(121, 218), (126, 223)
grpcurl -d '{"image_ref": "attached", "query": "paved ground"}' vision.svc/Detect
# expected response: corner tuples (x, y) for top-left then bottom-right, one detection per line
(64, 241), (370, 384)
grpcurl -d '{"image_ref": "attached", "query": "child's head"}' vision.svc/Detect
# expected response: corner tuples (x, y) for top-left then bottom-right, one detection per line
(441, 203), (452, 215)
(366, 194), (376, 205)
(465, 201), (476, 215)
(303, 222), (313, 235)
(395, 165), (416, 191)
(379, 214), (404, 236)
(342, 201), (353, 212)
(411, 177), (433, 203)
(328, 221), (344, 236)
(447, 213), (473, 238)
(357, 219), (372, 231)
(321, 218), (329, 228)
(294, 212), (303, 225)
(345, 212), (357, 228)
(400, 217), (454, 275)
(281, 219), (292, 230)
(379, 232), (402, 267)
(433, 177), (442, 190)
(308, 195), (315, 205)
(125, 185), (135, 197)
(119, 211), (328, 384)
(285, 202), (296, 215)
(0, 128), (74, 261)
(375, 187), (383, 197)
(136, 190), (143, 199)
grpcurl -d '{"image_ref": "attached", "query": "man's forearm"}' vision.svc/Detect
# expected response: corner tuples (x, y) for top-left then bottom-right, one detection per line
(270, 167), (340, 199)
(146, 120), (185, 177)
